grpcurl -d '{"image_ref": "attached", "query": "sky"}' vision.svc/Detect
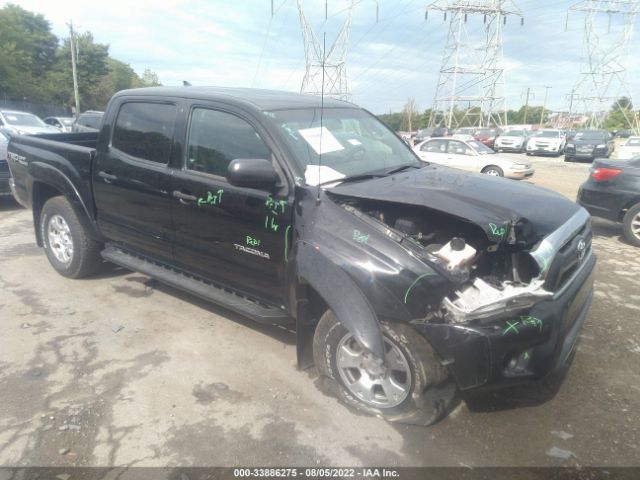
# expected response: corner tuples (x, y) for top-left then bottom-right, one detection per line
(7, 0), (640, 114)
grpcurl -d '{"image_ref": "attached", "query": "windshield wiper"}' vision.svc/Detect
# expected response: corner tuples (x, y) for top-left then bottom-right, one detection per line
(385, 164), (422, 175)
(318, 173), (386, 187)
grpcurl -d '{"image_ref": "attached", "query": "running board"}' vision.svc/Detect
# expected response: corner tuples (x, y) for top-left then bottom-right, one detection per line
(101, 245), (292, 325)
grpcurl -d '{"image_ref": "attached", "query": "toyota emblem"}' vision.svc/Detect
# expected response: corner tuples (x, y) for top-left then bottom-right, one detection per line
(577, 238), (586, 261)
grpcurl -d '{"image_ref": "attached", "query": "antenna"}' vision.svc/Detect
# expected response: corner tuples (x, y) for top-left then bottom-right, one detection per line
(317, 32), (326, 204)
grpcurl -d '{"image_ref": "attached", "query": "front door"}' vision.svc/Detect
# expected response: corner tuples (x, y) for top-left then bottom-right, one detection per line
(93, 100), (178, 261)
(170, 106), (290, 305)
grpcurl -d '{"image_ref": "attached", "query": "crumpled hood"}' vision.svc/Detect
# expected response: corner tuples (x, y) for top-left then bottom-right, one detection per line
(329, 165), (582, 247)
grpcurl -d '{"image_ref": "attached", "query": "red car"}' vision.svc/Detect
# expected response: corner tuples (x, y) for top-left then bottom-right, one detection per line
(474, 128), (502, 149)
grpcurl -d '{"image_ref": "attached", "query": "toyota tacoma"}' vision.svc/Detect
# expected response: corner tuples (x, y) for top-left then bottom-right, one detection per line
(7, 87), (596, 425)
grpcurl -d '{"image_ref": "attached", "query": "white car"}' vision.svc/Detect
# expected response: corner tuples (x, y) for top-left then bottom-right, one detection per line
(617, 136), (640, 160)
(525, 129), (566, 156)
(414, 137), (535, 179)
(0, 110), (59, 135)
(44, 116), (75, 133)
(495, 129), (530, 152)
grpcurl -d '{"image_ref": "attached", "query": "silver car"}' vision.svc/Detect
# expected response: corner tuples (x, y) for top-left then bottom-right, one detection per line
(44, 116), (75, 133)
(0, 110), (59, 135)
(414, 137), (535, 179)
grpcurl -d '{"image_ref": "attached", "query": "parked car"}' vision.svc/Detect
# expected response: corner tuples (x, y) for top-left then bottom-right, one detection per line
(614, 130), (633, 138)
(473, 128), (501, 149)
(8, 86), (595, 425)
(431, 126), (450, 137)
(0, 131), (10, 197)
(44, 116), (75, 133)
(494, 129), (530, 153)
(0, 109), (59, 135)
(616, 136), (640, 160)
(564, 130), (615, 162)
(414, 137), (534, 179)
(72, 111), (104, 132)
(525, 129), (566, 156)
(453, 127), (476, 136)
(578, 158), (640, 246)
(413, 127), (434, 145)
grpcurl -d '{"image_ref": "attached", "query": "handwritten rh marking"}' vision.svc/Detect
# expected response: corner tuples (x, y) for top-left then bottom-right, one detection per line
(488, 223), (506, 239)
(246, 235), (261, 247)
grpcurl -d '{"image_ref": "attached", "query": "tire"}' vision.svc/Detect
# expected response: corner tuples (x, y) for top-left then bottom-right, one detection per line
(564, 156), (572, 162)
(482, 165), (504, 177)
(622, 203), (640, 247)
(526, 152), (532, 156)
(313, 310), (455, 425)
(40, 196), (103, 278)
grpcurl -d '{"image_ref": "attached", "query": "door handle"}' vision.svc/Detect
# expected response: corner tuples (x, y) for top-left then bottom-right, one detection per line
(172, 190), (198, 204)
(98, 171), (117, 183)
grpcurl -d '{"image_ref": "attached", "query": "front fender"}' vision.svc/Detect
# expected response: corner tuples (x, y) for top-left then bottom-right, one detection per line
(297, 242), (385, 359)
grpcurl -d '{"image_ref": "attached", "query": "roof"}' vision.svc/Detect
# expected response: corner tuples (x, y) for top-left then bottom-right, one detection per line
(113, 86), (356, 111)
(0, 109), (33, 115)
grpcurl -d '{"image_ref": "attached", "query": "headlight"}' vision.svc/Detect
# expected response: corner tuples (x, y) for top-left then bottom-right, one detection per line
(596, 144), (606, 148)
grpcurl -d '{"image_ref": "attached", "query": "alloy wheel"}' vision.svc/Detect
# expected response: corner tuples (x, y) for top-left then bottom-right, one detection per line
(47, 214), (74, 264)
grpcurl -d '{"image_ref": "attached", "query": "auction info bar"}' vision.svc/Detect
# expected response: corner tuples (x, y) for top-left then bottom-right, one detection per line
(0, 468), (638, 480)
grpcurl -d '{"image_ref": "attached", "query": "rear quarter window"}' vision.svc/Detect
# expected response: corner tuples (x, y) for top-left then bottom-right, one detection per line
(112, 103), (177, 164)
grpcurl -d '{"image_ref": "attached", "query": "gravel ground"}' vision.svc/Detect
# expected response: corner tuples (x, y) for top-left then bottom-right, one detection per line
(0, 155), (638, 467)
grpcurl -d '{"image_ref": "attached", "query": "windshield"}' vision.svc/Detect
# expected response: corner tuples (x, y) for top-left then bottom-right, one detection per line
(467, 140), (495, 154)
(475, 129), (498, 136)
(2, 112), (46, 127)
(265, 108), (420, 184)
(574, 131), (605, 141)
(504, 130), (524, 136)
(534, 130), (560, 138)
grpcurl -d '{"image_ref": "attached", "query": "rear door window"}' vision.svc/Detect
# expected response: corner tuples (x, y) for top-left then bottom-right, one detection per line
(112, 103), (177, 164)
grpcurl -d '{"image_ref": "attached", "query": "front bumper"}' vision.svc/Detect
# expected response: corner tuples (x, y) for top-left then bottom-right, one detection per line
(495, 142), (524, 152)
(565, 148), (608, 161)
(414, 251), (596, 391)
(505, 167), (535, 179)
(527, 144), (562, 155)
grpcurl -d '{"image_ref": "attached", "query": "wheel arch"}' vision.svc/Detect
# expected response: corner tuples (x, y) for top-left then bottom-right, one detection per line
(295, 243), (385, 369)
(620, 197), (640, 221)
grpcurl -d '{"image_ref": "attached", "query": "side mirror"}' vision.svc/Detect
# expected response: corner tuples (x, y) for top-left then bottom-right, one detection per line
(227, 158), (278, 190)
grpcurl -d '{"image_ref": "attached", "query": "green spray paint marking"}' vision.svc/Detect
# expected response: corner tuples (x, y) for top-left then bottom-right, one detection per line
(488, 223), (506, 239)
(265, 216), (279, 231)
(403, 272), (437, 304)
(265, 196), (286, 215)
(503, 320), (520, 336)
(284, 225), (291, 263)
(352, 229), (370, 244)
(502, 315), (543, 336)
(246, 235), (261, 247)
(197, 189), (224, 207)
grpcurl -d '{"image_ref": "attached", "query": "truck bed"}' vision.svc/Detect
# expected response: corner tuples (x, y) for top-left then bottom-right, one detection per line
(7, 132), (98, 210)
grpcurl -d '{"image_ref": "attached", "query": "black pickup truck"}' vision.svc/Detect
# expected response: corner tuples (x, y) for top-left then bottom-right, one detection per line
(7, 87), (596, 425)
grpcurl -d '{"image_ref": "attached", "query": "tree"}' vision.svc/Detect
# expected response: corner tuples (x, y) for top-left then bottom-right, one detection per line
(402, 98), (418, 132)
(138, 68), (161, 87)
(0, 4), (58, 101)
(603, 96), (636, 131)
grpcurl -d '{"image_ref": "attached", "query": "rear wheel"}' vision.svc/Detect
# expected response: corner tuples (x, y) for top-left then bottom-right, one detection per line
(40, 196), (103, 278)
(482, 165), (504, 177)
(622, 203), (640, 247)
(313, 310), (455, 425)
(564, 156), (573, 162)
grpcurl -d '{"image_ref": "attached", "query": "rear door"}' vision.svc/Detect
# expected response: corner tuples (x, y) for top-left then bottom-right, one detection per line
(93, 99), (179, 261)
(170, 103), (291, 305)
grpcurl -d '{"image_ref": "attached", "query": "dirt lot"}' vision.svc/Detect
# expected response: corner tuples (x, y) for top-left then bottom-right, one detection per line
(1, 155), (639, 467)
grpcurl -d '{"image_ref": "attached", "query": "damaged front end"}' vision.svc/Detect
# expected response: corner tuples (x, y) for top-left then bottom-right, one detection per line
(327, 187), (595, 390)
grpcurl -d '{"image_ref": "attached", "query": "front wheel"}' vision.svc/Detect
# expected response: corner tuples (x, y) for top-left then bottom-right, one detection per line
(313, 311), (455, 425)
(40, 196), (103, 278)
(482, 165), (504, 177)
(622, 203), (640, 247)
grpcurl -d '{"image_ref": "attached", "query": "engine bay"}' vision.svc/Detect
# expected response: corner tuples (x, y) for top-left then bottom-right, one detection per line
(336, 197), (553, 323)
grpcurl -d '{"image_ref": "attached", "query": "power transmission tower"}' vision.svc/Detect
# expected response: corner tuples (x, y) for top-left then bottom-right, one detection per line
(426, 1), (523, 129)
(294, 0), (368, 101)
(567, 0), (640, 131)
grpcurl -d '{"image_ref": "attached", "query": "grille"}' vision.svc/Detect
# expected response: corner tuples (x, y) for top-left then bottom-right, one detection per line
(544, 221), (592, 292)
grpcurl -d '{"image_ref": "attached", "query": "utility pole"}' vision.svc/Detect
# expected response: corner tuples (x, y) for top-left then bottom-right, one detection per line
(426, 0), (523, 129)
(567, 88), (577, 128)
(567, 0), (640, 131)
(540, 85), (551, 126)
(68, 22), (80, 120)
(522, 87), (531, 124)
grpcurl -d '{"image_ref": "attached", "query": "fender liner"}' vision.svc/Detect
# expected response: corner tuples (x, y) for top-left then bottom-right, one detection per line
(297, 242), (385, 359)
